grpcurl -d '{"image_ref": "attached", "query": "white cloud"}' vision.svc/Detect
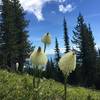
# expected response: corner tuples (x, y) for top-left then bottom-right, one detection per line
(59, 0), (66, 3)
(19, 0), (58, 21)
(59, 4), (74, 13)
(19, 0), (74, 21)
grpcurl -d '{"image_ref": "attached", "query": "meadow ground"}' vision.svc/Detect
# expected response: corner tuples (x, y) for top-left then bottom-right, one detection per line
(0, 70), (100, 100)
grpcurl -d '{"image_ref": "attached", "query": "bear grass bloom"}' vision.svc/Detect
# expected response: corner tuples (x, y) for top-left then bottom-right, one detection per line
(58, 51), (76, 75)
(59, 51), (76, 100)
(30, 47), (47, 66)
(16, 62), (19, 71)
(41, 33), (51, 45)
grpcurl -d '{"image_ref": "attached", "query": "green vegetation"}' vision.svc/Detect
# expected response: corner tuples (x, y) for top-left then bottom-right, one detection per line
(0, 70), (100, 100)
(71, 14), (97, 87)
(0, 0), (31, 71)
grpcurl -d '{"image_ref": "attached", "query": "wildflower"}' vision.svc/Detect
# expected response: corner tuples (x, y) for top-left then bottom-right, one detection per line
(58, 51), (76, 75)
(30, 47), (47, 66)
(39, 92), (43, 96)
(16, 62), (19, 71)
(59, 51), (76, 100)
(41, 33), (51, 45)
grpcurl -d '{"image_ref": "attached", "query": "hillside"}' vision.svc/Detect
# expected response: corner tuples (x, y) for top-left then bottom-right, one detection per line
(0, 70), (100, 100)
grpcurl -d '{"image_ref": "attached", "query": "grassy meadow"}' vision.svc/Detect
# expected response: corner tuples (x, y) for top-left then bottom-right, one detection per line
(0, 70), (100, 100)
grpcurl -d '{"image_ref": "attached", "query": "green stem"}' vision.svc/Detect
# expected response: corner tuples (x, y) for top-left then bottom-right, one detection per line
(64, 74), (67, 100)
(33, 74), (35, 88)
(33, 66), (36, 88)
(44, 43), (46, 53)
(37, 68), (41, 88)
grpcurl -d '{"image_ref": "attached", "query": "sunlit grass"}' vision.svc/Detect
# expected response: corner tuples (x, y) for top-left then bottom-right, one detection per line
(0, 70), (100, 100)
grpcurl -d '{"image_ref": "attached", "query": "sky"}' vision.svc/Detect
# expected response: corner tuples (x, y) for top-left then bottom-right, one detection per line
(19, 0), (100, 54)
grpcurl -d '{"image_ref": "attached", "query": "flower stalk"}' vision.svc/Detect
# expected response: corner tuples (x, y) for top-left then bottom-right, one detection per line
(64, 74), (68, 100)
(30, 46), (48, 99)
(44, 43), (46, 53)
(58, 51), (76, 100)
(30, 32), (51, 99)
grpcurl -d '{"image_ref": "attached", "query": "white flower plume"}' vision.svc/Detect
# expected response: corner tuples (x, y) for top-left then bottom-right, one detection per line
(30, 47), (47, 66)
(59, 51), (76, 75)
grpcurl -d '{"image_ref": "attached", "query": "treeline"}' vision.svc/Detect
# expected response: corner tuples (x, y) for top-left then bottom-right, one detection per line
(44, 14), (100, 89)
(0, 0), (32, 71)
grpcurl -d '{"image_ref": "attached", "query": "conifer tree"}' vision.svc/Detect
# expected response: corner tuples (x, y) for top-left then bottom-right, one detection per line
(12, 0), (31, 72)
(63, 18), (70, 53)
(50, 58), (54, 68)
(98, 48), (100, 56)
(82, 24), (96, 86)
(1, 0), (31, 71)
(72, 13), (96, 87)
(50, 58), (55, 78)
(0, 1), (4, 65)
(54, 37), (64, 82)
(95, 48), (100, 89)
(45, 59), (52, 78)
(71, 14), (85, 84)
(0, 2), (3, 47)
(2, 0), (18, 69)
(54, 37), (60, 69)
